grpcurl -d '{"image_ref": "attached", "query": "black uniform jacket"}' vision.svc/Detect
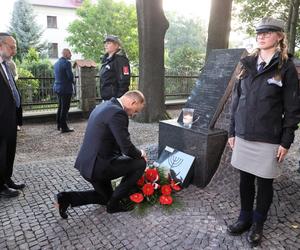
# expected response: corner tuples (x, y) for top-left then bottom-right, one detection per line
(99, 50), (130, 100)
(74, 98), (142, 180)
(229, 53), (300, 149)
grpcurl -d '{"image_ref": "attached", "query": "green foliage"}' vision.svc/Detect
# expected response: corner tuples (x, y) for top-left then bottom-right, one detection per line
(233, 0), (299, 46)
(164, 13), (206, 76)
(294, 49), (300, 59)
(67, 0), (138, 64)
(165, 12), (207, 55)
(24, 47), (39, 63)
(25, 59), (53, 78)
(18, 48), (54, 102)
(16, 67), (39, 101)
(165, 12), (207, 98)
(21, 48), (53, 78)
(166, 46), (205, 74)
(9, 0), (47, 61)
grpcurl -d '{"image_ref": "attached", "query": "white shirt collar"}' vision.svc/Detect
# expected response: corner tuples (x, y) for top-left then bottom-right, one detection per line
(117, 98), (124, 110)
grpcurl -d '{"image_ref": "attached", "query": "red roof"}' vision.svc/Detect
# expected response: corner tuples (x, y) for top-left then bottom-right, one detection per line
(29, 0), (83, 9)
(73, 59), (97, 68)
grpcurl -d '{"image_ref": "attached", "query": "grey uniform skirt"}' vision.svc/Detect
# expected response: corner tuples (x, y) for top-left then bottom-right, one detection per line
(231, 137), (282, 179)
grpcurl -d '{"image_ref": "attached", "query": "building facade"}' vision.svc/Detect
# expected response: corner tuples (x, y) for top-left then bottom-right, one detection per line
(29, 0), (83, 62)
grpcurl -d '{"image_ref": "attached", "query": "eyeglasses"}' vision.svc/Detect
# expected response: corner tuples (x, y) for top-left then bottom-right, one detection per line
(256, 32), (274, 39)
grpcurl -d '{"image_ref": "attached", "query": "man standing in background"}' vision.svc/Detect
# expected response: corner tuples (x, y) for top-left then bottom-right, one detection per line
(53, 48), (74, 133)
(0, 32), (25, 197)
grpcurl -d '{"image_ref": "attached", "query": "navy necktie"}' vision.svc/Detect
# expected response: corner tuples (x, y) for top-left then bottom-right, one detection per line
(257, 61), (266, 74)
(2, 61), (20, 108)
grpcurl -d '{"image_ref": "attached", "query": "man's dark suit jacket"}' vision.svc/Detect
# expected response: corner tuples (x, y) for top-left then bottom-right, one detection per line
(53, 57), (74, 95)
(74, 98), (142, 180)
(0, 65), (17, 138)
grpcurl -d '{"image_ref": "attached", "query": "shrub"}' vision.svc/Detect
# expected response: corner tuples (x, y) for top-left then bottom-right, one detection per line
(16, 67), (39, 103)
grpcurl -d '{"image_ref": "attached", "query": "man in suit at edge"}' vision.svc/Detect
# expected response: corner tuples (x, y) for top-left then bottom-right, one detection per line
(53, 48), (74, 133)
(0, 33), (25, 198)
(54, 90), (147, 218)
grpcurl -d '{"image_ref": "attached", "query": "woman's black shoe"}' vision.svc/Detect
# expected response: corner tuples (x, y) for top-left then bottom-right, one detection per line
(54, 192), (70, 219)
(247, 222), (263, 247)
(227, 220), (252, 235)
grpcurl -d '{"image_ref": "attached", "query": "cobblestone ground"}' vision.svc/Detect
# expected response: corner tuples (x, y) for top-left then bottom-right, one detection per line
(1, 111), (300, 249)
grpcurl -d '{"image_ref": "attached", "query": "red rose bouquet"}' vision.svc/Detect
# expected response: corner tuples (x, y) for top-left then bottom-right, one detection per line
(129, 165), (182, 214)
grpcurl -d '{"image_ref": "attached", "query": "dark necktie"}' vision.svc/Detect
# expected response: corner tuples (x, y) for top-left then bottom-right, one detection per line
(257, 61), (266, 74)
(2, 61), (20, 107)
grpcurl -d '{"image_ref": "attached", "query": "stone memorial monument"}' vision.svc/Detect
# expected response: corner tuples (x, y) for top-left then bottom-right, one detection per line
(159, 48), (248, 188)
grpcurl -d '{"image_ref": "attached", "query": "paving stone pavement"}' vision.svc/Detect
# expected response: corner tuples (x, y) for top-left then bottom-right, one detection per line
(1, 117), (300, 249)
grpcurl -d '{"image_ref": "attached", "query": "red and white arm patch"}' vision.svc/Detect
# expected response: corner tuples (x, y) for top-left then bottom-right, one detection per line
(122, 66), (129, 75)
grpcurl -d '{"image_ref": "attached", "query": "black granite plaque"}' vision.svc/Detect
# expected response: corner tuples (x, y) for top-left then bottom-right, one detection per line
(178, 49), (246, 129)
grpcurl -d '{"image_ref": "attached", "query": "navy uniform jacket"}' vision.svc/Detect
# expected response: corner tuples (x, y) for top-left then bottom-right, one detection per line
(229, 53), (300, 149)
(74, 98), (142, 180)
(53, 57), (74, 95)
(0, 65), (18, 138)
(99, 50), (130, 100)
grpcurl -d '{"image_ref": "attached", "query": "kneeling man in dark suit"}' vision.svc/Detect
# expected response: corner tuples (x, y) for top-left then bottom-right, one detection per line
(54, 90), (147, 218)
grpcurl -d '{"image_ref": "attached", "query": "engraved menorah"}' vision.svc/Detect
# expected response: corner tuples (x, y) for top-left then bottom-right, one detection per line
(168, 155), (184, 181)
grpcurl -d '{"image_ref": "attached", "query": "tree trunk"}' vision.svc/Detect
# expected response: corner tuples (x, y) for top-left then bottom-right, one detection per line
(205, 0), (233, 60)
(135, 0), (169, 122)
(288, 0), (299, 55)
(286, 0), (293, 38)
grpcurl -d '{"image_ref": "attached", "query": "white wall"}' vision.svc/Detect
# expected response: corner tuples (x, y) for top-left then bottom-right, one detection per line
(32, 5), (82, 63)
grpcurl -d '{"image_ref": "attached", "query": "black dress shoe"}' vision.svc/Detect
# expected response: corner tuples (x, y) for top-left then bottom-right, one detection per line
(61, 128), (74, 133)
(54, 192), (70, 219)
(227, 220), (252, 236)
(57, 125), (61, 131)
(0, 186), (19, 197)
(247, 222), (263, 247)
(6, 180), (25, 190)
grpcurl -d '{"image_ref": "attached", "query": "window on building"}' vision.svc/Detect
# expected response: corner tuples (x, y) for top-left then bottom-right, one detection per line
(47, 16), (57, 28)
(48, 43), (58, 58)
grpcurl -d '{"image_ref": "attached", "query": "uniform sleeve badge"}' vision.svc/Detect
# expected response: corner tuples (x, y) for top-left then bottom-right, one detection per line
(123, 66), (129, 75)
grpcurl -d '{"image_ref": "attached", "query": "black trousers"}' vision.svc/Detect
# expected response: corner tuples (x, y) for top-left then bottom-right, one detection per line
(66, 156), (146, 207)
(0, 135), (17, 189)
(16, 106), (23, 126)
(240, 170), (274, 220)
(56, 94), (72, 130)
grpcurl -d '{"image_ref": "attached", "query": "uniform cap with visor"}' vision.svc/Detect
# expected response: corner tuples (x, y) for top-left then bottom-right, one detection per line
(103, 35), (121, 45)
(255, 17), (285, 33)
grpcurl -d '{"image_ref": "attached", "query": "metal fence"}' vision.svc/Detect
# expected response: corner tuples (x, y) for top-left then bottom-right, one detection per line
(17, 74), (198, 112)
